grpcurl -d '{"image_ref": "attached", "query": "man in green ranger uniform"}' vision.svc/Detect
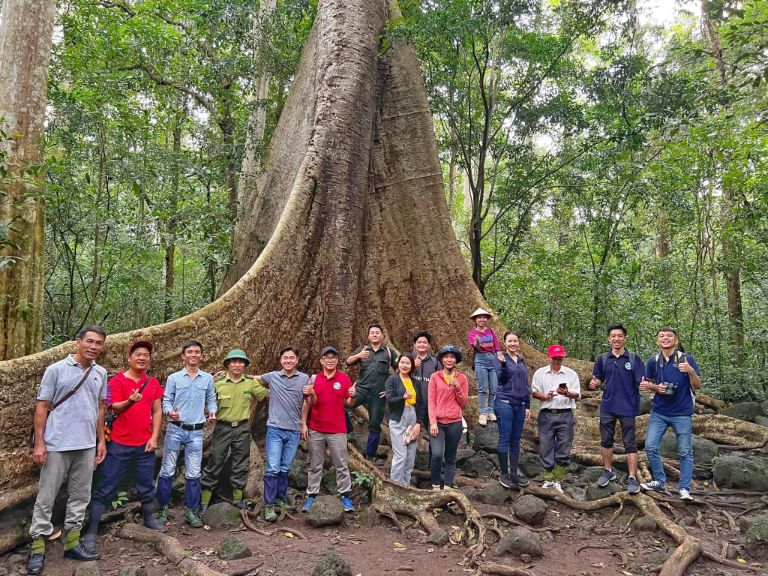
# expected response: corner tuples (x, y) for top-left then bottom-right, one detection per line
(201, 349), (268, 510)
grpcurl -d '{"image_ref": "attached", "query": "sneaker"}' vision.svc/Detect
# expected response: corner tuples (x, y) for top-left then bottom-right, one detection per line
(478, 414), (488, 426)
(552, 482), (564, 494)
(679, 489), (694, 501)
(627, 476), (640, 495)
(340, 495), (355, 512)
(597, 468), (617, 487)
(499, 474), (512, 488)
(511, 475), (530, 487)
(26, 553), (45, 575)
(488, 413), (497, 422)
(640, 480), (666, 493)
(432, 484), (442, 491)
(274, 498), (290, 510)
(263, 504), (278, 522)
(143, 517), (168, 532)
(301, 495), (316, 512)
(184, 508), (203, 528)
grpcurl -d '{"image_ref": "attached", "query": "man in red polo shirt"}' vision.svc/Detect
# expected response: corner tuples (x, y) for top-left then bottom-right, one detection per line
(300, 346), (356, 513)
(83, 340), (166, 552)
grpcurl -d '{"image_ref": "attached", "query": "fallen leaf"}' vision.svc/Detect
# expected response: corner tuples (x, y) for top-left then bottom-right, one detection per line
(393, 542), (406, 549)
(283, 532), (294, 538)
(737, 558), (746, 564)
(622, 571), (633, 575)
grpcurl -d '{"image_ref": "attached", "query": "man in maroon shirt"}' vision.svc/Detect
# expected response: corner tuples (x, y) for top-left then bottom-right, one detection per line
(83, 341), (166, 552)
(301, 346), (357, 512)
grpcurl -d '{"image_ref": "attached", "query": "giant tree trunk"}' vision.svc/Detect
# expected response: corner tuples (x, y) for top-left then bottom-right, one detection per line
(0, 0), (576, 490)
(0, 0), (56, 359)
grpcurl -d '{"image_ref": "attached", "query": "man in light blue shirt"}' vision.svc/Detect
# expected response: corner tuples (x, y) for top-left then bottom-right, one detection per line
(157, 340), (217, 528)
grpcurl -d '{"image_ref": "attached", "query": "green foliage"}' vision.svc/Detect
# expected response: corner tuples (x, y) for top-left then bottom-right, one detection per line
(111, 491), (130, 510)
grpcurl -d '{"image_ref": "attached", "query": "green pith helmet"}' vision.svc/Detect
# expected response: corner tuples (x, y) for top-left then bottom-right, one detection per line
(224, 349), (250, 366)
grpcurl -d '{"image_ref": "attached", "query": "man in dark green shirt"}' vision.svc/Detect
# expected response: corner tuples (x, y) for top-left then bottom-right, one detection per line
(201, 349), (267, 510)
(346, 323), (398, 459)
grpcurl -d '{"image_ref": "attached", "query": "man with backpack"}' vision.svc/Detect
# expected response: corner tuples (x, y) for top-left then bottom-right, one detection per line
(346, 323), (398, 459)
(640, 327), (702, 501)
(26, 326), (109, 575)
(589, 323), (645, 494)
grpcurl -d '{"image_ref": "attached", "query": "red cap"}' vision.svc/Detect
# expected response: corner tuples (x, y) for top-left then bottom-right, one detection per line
(547, 344), (566, 358)
(128, 340), (154, 355)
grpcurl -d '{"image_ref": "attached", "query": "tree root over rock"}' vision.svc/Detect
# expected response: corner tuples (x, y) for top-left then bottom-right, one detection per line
(474, 564), (535, 576)
(120, 522), (227, 576)
(347, 446), (488, 566)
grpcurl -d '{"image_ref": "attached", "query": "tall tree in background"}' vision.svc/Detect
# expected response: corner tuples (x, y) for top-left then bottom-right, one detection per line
(0, 0), (57, 359)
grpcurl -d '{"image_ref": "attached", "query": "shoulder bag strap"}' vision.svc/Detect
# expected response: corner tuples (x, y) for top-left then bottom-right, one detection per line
(51, 365), (94, 411)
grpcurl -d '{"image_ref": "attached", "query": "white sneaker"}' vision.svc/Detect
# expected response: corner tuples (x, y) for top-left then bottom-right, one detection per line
(552, 482), (564, 494)
(679, 489), (694, 501)
(488, 413), (497, 422)
(478, 414), (487, 426)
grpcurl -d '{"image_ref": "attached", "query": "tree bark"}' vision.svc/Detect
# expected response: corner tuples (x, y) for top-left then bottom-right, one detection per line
(0, 0), (57, 359)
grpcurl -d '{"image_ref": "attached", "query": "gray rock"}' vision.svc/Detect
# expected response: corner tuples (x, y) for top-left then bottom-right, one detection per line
(322, 468), (338, 494)
(494, 526), (542, 558)
(305, 495), (345, 527)
(414, 449), (431, 471)
(358, 506), (379, 528)
(477, 484), (512, 505)
(473, 422), (499, 453)
(518, 452), (543, 478)
(513, 495), (548, 526)
(312, 553), (353, 576)
(462, 452), (496, 478)
(582, 466), (609, 484)
(201, 502), (242, 529)
(745, 515), (768, 560)
(739, 514), (763, 534)
(762, 400), (768, 417)
(455, 447), (475, 465)
(659, 432), (719, 465)
(460, 485), (479, 500)
(7, 555), (22, 565)
(713, 455), (768, 492)
(639, 393), (652, 415)
(586, 481), (623, 501)
(74, 564), (100, 576)
(218, 536), (252, 561)
(427, 529), (449, 545)
(118, 567), (148, 576)
(723, 401), (764, 422)
(755, 415), (768, 428)
(289, 458), (308, 490)
(564, 485), (587, 501)
(631, 516), (658, 532)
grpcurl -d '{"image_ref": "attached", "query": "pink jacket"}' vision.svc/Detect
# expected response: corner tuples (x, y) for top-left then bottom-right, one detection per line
(428, 370), (468, 426)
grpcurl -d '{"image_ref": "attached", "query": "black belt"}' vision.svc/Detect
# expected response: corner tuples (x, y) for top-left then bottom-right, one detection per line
(170, 421), (205, 431)
(220, 419), (249, 428)
(539, 408), (572, 414)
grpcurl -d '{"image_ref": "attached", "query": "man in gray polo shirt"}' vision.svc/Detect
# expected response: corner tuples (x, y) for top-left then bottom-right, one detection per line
(27, 326), (109, 575)
(255, 346), (309, 522)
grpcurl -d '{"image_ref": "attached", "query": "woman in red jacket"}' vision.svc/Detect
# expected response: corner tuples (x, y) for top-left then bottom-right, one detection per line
(428, 345), (469, 489)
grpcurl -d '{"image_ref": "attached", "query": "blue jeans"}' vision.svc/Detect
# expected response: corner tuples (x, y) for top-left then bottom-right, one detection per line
(644, 412), (693, 490)
(92, 441), (156, 505)
(495, 400), (526, 454)
(474, 352), (498, 416)
(159, 425), (203, 479)
(264, 426), (301, 504)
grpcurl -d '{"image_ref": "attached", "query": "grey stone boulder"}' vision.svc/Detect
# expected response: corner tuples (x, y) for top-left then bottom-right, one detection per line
(118, 568), (148, 576)
(745, 515), (768, 560)
(477, 484), (512, 505)
(473, 422), (499, 453)
(513, 495), (548, 526)
(755, 415), (768, 428)
(218, 536), (252, 560)
(713, 455), (768, 491)
(639, 393), (652, 415)
(322, 468), (338, 493)
(289, 458), (308, 490)
(305, 495), (345, 527)
(358, 506), (379, 528)
(659, 432), (719, 465)
(74, 564), (100, 576)
(462, 452), (496, 478)
(564, 485), (587, 501)
(762, 400), (768, 417)
(495, 526), (543, 558)
(723, 401), (764, 422)
(631, 516), (658, 532)
(460, 485), (479, 500)
(518, 452), (543, 479)
(414, 449), (431, 471)
(202, 502), (242, 529)
(312, 553), (353, 576)
(586, 482), (623, 501)
(455, 447), (476, 465)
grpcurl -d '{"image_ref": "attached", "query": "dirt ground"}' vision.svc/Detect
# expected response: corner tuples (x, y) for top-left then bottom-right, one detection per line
(4, 483), (765, 576)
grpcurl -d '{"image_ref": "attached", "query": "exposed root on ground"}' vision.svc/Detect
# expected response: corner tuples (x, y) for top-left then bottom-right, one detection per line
(347, 445), (488, 565)
(474, 563), (535, 576)
(0, 482), (36, 513)
(120, 522), (226, 576)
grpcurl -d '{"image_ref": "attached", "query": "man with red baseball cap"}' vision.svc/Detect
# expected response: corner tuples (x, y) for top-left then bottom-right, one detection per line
(531, 344), (581, 493)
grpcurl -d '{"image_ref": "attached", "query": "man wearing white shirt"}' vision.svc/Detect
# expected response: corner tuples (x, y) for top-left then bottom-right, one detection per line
(531, 344), (581, 493)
